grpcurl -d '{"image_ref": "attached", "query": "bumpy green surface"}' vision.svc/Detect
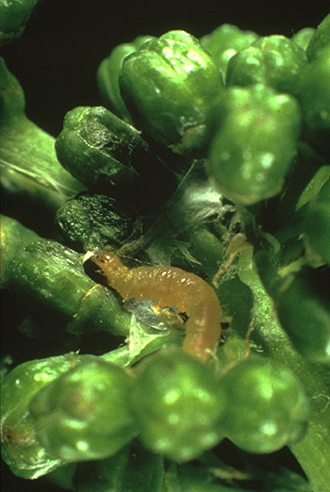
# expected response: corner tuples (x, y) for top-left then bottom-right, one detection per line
(1, 4), (330, 492)
(128, 350), (227, 462)
(119, 30), (224, 156)
(225, 35), (308, 95)
(208, 84), (302, 204)
(0, 0), (39, 46)
(29, 358), (139, 462)
(217, 357), (310, 453)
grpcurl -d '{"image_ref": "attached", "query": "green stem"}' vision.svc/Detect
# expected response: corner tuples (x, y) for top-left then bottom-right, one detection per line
(0, 56), (85, 221)
(238, 246), (330, 492)
(1, 115), (85, 213)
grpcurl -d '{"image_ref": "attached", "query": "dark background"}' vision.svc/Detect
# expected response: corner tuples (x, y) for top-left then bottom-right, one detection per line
(1, 1), (328, 491)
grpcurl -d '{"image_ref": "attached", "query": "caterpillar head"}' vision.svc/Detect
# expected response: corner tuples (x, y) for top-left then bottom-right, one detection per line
(84, 250), (124, 272)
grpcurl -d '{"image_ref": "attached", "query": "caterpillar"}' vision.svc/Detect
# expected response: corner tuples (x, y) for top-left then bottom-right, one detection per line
(91, 251), (222, 362)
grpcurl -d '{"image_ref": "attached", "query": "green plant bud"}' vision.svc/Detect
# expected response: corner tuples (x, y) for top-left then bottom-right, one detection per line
(306, 13), (330, 62)
(299, 15), (330, 156)
(55, 193), (139, 251)
(208, 84), (301, 204)
(4, 235), (131, 336)
(0, 0), (39, 47)
(129, 350), (226, 462)
(218, 356), (310, 454)
(55, 105), (176, 211)
(55, 106), (142, 190)
(200, 23), (259, 81)
(1, 353), (85, 479)
(297, 46), (330, 157)
(303, 179), (330, 265)
(97, 35), (154, 123)
(226, 35), (308, 96)
(292, 27), (316, 50)
(119, 30), (224, 157)
(30, 358), (139, 462)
